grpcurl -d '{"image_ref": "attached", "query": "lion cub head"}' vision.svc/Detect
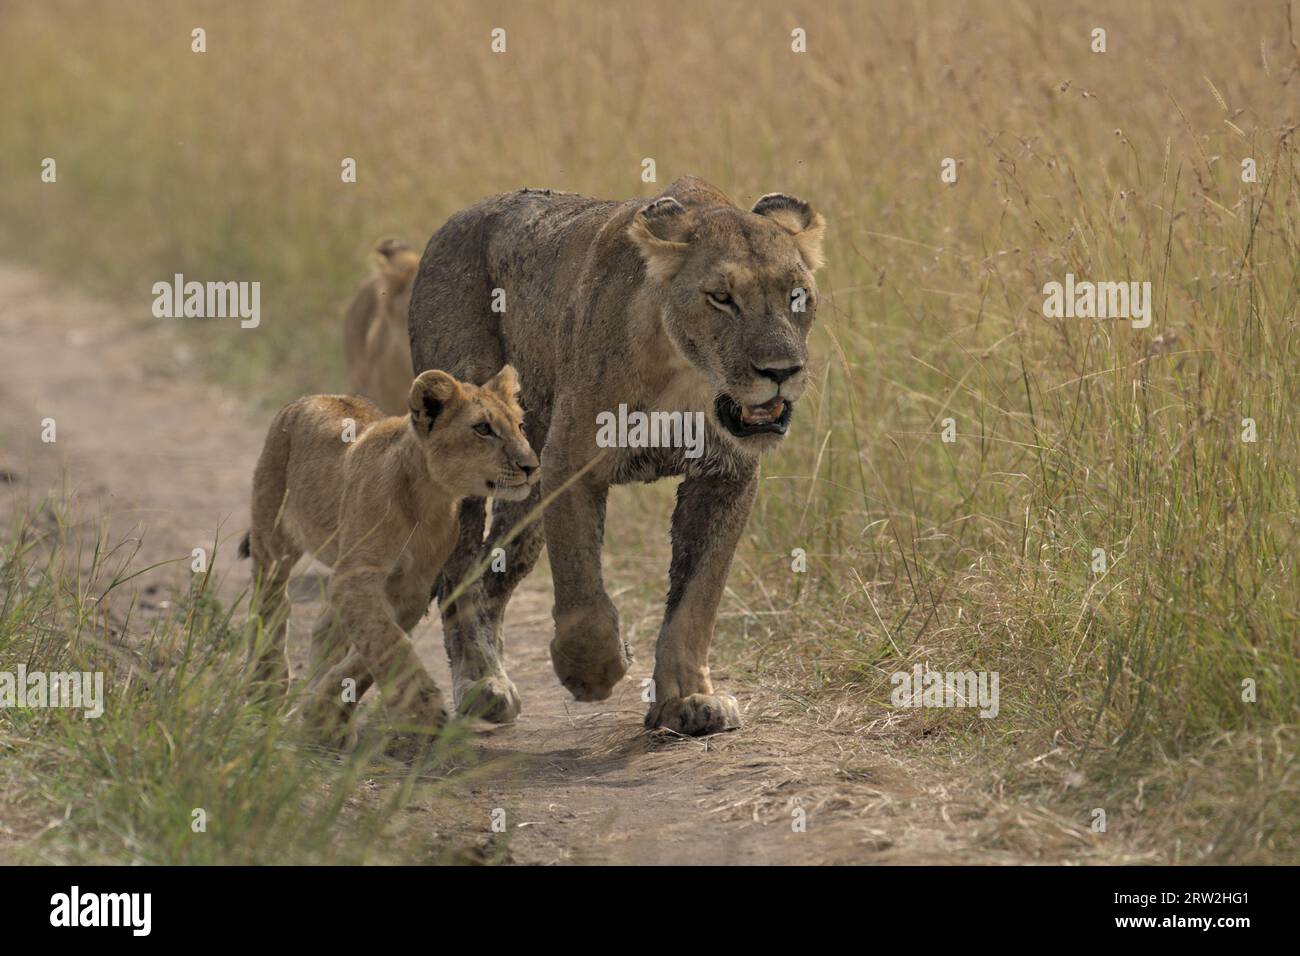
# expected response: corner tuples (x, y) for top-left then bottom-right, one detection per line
(373, 238), (421, 319)
(628, 189), (826, 454)
(407, 365), (540, 501)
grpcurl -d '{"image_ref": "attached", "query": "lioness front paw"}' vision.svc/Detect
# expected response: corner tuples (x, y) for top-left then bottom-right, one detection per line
(550, 634), (631, 702)
(457, 675), (522, 723)
(550, 601), (632, 702)
(645, 693), (741, 736)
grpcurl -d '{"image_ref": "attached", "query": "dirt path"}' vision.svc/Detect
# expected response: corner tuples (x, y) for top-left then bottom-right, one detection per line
(0, 262), (1139, 865)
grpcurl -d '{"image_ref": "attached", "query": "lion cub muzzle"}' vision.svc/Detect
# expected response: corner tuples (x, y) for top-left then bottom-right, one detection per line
(486, 443), (540, 501)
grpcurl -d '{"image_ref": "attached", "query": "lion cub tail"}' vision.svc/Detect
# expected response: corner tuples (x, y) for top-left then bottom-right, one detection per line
(238, 531), (251, 560)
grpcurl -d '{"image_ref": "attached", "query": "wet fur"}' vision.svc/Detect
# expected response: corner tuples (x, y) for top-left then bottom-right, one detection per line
(408, 177), (825, 734)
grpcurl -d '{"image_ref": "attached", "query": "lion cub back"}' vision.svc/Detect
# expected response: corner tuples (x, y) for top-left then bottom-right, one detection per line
(249, 394), (395, 566)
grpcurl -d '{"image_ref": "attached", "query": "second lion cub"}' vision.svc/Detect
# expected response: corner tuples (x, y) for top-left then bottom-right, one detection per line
(240, 364), (539, 741)
(343, 238), (420, 416)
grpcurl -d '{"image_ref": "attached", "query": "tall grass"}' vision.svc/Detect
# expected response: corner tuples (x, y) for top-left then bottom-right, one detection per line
(0, 504), (480, 863)
(1, 0), (1297, 860)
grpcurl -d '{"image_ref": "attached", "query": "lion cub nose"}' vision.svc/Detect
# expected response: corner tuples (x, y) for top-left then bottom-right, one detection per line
(753, 363), (802, 385)
(520, 463), (537, 478)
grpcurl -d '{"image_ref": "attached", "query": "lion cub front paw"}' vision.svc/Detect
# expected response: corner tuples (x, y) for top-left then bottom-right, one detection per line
(297, 693), (359, 751)
(387, 682), (450, 735)
(645, 693), (741, 736)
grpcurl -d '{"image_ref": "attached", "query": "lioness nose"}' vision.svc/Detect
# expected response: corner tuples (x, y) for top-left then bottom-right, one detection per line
(520, 462), (537, 478)
(753, 363), (802, 385)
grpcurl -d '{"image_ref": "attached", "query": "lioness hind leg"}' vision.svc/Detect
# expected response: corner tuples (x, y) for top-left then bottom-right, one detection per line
(446, 489), (544, 722)
(246, 418), (299, 690)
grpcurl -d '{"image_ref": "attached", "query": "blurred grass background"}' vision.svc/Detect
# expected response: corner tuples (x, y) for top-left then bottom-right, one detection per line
(1, 0), (1297, 861)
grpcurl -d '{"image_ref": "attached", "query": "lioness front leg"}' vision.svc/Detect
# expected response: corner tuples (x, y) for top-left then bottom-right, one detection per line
(545, 471), (631, 701)
(646, 469), (757, 735)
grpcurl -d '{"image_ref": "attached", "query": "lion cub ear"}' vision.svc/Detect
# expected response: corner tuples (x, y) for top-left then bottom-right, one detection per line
(485, 363), (521, 401)
(627, 197), (695, 282)
(752, 193), (827, 271)
(409, 369), (461, 433)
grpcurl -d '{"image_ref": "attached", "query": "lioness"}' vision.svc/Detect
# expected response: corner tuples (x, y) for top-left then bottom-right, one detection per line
(343, 238), (420, 415)
(239, 364), (539, 739)
(409, 177), (825, 735)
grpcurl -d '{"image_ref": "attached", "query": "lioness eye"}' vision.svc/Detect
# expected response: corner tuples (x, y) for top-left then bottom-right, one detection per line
(473, 422), (494, 437)
(706, 291), (734, 309)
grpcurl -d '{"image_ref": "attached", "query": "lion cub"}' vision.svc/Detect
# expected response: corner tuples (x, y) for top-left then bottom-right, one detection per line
(239, 364), (539, 741)
(343, 238), (421, 415)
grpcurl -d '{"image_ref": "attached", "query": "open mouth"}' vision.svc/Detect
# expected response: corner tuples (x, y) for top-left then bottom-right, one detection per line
(714, 394), (793, 438)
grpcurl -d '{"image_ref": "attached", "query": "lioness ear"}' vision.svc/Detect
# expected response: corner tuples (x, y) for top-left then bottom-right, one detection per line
(752, 193), (826, 271)
(372, 238), (419, 296)
(627, 197), (695, 282)
(409, 369), (460, 433)
(485, 363), (521, 400)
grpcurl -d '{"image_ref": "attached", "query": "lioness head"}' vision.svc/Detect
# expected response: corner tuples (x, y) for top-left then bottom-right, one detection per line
(628, 190), (826, 453)
(408, 365), (540, 501)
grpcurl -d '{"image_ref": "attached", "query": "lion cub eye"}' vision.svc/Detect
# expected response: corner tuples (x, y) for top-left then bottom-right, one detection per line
(473, 422), (495, 438)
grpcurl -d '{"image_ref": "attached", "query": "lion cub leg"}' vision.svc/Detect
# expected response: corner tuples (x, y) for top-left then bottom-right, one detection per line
(304, 562), (418, 686)
(387, 565), (433, 634)
(244, 530), (301, 691)
(298, 511), (427, 731)
(331, 565), (448, 734)
(306, 604), (348, 684)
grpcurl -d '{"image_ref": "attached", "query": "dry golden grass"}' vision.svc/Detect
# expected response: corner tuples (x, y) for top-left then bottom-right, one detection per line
(1, 0), (1297, 862)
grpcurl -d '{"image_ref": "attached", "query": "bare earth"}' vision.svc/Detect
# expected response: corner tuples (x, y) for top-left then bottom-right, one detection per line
(0, 263), (1144, 865)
